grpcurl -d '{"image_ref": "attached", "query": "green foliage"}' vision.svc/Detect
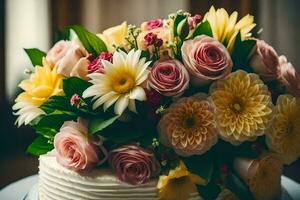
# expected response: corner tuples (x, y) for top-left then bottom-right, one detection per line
(225, 173), (254, 200)
(66, 25), (107, 56)
(231, 32), (256, 71)
(24, 48), (46, 67)
(27, 136), (54, 156)
(173, 14), (186, 36)
(197, 181), (221, 200)
(63, 77), (92, 97)
(177, 18), (189, 40)
(183, 151), (214, 183)
(88, 115), (120, 134)
(193, 21), (213, 38)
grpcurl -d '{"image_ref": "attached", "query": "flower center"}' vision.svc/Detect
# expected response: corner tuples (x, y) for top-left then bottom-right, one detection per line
(231, 99), (244, 113)
(184, 116), (196, 128)
(112, 73), (135, 94)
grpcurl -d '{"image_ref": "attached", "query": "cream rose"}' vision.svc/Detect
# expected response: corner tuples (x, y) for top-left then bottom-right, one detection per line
(97, 21), (128, 52)
(181, 35), (232, 86)
(54, 118), (107, 172)
(46, 40), (72, 65)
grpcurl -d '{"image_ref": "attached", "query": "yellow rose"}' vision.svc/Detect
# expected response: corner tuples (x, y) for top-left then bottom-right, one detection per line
(97, 21), (128, 52)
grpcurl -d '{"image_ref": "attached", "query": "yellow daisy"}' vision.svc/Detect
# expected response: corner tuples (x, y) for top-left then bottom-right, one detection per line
(83, 49), (150, 115)
(210, 70), (273, 144)
(203, 6), (256, 52)
(157, 161), (206, 200)
(13, 58), (64, 126)
(266, 94), (300, 164)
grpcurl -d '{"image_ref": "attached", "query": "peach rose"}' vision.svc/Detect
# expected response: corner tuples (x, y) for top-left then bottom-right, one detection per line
(279, 55), (300, 97)
(249, 40), (280, 81)
(46, 40), (89, 80)
(181, 35), (232, 86)
(46, 40), (72, 65)
(54, 118), (107, 172)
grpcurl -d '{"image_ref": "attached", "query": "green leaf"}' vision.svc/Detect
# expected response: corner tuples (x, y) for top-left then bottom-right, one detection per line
(63, 77), (92, 97)
(88, 115), (119, 134)
(193, 21), (213, 38)
(183, 151), (214, 182)
(24, 48), (46, 66)
(231, 32), (257, 71)
(33, 111), (77, 132)
(177, 18), (189, 40)
(173, 14), (186, 36)
(197, 182), (221, 200)
(27, 136), (54, 156)
(40, 96), (71, 114)
(67, 25), (107, 56)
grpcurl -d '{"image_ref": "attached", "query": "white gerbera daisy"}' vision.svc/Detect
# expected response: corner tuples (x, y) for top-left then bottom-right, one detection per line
(83, 49), (150, 115)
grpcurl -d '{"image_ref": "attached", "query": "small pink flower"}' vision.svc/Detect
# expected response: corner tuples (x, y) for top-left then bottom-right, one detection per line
(188, 14), (201, 29)
(145, 89), (163, 120)
(250, 40), (280, 81)
(88, 52), (113, 74)
(279, 55), (300, 97)
(109, 144), (160, 185)
(144, 32), (159, 47)
(148, 59), (189, 97)
(145, 19), (163, 31)
(54, 118), (108, 172)
(46, 40), (72, 65)
(181, 35), (232, 86)
(70, 94), (81, 106)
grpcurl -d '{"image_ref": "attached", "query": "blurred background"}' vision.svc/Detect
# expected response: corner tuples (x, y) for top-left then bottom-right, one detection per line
(0, 0), (299, 189)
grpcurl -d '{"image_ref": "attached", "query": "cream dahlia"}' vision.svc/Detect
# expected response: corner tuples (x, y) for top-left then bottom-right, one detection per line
(82, 49), (151, 115)
(158, 96), (218, 157)
(234, 153), (283, 200)
(13, 58), (64, 126)
(266, 94), (300, 164)
(210, 70), (273, 144)
(204, 6), (256, 52)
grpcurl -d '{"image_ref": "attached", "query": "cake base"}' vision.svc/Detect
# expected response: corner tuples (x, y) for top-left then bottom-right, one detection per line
(38, 152), (202, 200)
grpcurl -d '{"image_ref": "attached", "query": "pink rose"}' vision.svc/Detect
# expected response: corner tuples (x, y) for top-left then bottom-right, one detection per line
(88, 52), (113, 74)
(144, 19), (163, 31)
(250, 40), (280, 81)
(46, 40), (72, 65)
(279, 55), (300, 97)
(148, 59), (189, 97)
(54, 118), (108, 172)
(109, 145), (160, 185)
(188, 14), (201, 29)
(181, 35), (232, 86)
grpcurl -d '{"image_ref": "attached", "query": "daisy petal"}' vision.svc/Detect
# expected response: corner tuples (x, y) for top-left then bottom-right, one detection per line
(114, 96), (129, 115)
(130, 86), (146, 101)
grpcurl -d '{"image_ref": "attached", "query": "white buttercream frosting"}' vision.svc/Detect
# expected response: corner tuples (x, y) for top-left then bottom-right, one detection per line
(38, 152), (203, 200)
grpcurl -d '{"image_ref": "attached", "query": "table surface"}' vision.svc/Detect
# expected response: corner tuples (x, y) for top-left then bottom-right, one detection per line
(1, 175), (300, 200)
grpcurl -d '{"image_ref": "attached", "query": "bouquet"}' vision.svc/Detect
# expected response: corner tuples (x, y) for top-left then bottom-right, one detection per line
(13, 6), (300, 200)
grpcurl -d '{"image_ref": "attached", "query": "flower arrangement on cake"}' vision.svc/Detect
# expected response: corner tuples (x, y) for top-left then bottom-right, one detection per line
(14, 6), (300, 200)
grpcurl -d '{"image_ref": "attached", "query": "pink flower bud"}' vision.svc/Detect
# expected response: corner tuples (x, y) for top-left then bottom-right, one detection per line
(145, 19), (163, 31)
(70, 94), (81, 106)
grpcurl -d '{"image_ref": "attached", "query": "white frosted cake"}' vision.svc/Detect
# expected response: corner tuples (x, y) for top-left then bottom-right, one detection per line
(38, 153), (203, 200)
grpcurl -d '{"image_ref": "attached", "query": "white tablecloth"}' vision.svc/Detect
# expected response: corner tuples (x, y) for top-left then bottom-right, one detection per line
(1, 175), (300, 200)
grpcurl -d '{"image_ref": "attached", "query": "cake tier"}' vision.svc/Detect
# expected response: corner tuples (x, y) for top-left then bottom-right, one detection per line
(39, 152), (203, 200)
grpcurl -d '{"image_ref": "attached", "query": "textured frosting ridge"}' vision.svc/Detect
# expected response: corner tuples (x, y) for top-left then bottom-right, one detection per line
(38, 152), (202, 200)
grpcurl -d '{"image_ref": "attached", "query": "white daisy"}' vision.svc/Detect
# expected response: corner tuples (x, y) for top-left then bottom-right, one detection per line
(83, 49), (150, 115)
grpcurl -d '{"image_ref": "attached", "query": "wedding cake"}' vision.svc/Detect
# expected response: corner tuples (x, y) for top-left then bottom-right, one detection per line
(14, 6), (300, 200)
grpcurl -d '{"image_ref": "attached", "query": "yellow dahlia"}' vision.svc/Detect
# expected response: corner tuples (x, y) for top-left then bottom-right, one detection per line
(13, 58), (64, 126)
(210, 70), (273, 144)
(234, 153), (283, 200)
(204, 6), (256, 52)
(158, 96), (218, 156)
(266, 94), (300, 164)
(82, 49), (150, 115)
(157, 161), (206, 200)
